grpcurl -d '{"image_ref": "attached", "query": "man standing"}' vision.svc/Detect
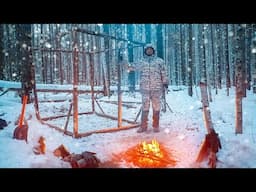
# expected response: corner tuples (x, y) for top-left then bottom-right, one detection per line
(128, 44), (169, 133)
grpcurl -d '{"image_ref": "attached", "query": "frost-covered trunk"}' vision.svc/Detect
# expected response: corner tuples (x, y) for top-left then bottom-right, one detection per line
(210, 25), (216, 91)
(81, 29), (87, 85)
(203, 24), (213, 102)
(216, 24), (222, 90)
(252, 25), (256, 93)
(157, 24), (164, 59)
(197, 24), (203, 85)
(188, 24), (193, 96)
(168, 25), (176, 86)
(16, 24), (33, 103)
(40, 24), (47, 83)
(224, 24), (231, 96)
(201, 24), (207, 85)
(56, 27), (63, 84)
(0, 24), (3, 80)
(103, 24), (111, 96)
(235, 24), (245, 134)
(200, 82), (214, 133)
(174, 25), (181, 85)
(245, 25), (252, 91)
(89, 52), (95, 113)
(145, 24), (151, 44)
(230, 24), (236, 87)
(95, 27), (102, 86)
(180, 24), (186, 85)
(5, 25), (19, 81)
(117, 46), (123, 128)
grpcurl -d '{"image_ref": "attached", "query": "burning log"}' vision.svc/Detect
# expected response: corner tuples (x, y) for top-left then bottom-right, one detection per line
(113, 139), (177, 168)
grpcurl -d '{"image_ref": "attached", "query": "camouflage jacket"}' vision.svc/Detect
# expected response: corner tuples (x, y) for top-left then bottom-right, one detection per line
(133, 55), (169, 93)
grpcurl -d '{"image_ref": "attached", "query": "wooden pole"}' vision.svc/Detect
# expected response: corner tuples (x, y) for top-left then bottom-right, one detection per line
(72, 30), (79, 138)
(199, 82), (214, 133)
(89, 52), (95, 113)
(117, 46), (123, 128)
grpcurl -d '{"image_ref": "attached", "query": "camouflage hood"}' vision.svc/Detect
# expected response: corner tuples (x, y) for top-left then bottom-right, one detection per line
(143, 43), (156, 58)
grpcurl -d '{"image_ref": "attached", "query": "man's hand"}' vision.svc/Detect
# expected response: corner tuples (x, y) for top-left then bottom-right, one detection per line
(163, 83), (168, 89)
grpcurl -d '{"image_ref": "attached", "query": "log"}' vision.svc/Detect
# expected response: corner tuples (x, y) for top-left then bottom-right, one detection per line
(78, 123), (140, 138)
(69, 152), (100, 168)
(53, 144), (71, 158)
(98, 100), (137, 108)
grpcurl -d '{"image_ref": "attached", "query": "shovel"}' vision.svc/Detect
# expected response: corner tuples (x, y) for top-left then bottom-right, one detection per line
(196, 129), (221, 168)
(13, 95), (28, 143)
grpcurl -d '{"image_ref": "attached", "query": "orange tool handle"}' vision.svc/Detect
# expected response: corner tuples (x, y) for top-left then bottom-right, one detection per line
(18, 95), (28, 128)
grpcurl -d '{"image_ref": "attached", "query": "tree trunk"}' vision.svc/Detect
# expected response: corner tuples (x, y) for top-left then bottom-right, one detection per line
(103, 24), (111, 97)
(216, 24), (222, 90)
(72, 30), (79, 138)
(229, 24), (237, 87)
(0, 24), (4, 80)
(224, 24), (231, 96)
(200, 82), (214, 133)
(201, 24), (207, 84)
(188, 24), (193, 96)
(145, 24), (151, 44)
(210, 25), (216, 91)
(56, 29), (63, 84)
(245, 25), (252, 91)
(16, 24), (33, 103)
(180, 24), (186, 85)
(235, 24), (244, 134)
(157, 24), (164, 59)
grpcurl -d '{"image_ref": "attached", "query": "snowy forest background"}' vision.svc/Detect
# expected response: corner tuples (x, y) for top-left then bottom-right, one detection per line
(1, 24), (256, 93)
(0, 24), (256, 168)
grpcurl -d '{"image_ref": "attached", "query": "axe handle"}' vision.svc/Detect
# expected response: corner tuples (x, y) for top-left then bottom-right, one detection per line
(18, 95), (28, 128)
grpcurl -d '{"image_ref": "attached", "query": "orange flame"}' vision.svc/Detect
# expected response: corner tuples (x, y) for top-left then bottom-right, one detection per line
(120, 139), (177, 168)
(140, 139), (163, 158)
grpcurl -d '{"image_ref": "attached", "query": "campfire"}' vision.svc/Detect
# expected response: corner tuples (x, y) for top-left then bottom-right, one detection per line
(116, 139), (177, 168)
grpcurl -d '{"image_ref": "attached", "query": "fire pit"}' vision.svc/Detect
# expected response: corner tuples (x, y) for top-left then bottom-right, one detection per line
(114, 139), (177, 168)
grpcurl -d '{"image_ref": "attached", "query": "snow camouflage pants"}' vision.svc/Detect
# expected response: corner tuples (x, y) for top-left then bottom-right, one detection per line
(141, 90), (162, 112)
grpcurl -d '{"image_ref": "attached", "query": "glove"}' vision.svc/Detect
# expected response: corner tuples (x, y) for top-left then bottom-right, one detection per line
(163, 83), (168, 89)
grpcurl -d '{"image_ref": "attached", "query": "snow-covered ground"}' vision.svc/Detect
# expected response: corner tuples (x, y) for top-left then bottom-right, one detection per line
(1, 81), (256, 168)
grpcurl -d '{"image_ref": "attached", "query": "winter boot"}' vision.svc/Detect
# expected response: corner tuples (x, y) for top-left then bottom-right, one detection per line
(137, 111), (149, 133)
(153, 110), (160, 132)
